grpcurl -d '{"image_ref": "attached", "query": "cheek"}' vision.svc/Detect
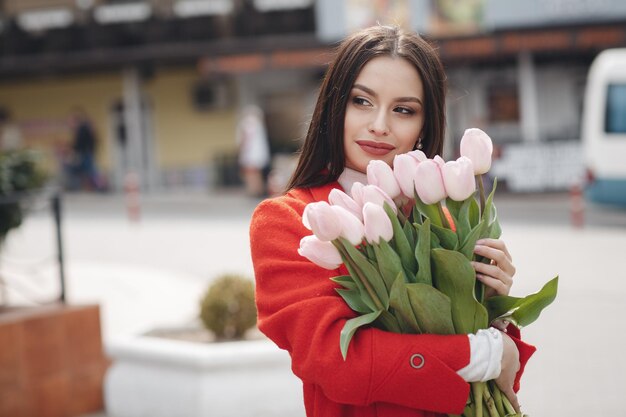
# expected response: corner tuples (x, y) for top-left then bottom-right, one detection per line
(396, 123), (423, 153)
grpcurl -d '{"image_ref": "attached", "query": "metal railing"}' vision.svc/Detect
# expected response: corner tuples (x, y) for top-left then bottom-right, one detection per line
(0, 186), (66, 305)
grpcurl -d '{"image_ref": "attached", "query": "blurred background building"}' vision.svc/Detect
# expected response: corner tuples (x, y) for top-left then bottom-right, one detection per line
(0, 0), (625, 193)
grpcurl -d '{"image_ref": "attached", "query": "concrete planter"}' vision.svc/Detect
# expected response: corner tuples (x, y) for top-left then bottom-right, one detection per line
(104, 336), (305, 417)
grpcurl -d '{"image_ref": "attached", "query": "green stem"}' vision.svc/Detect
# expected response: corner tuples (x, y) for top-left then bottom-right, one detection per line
(482, 385), (500, 417)
(501, 393), (517, 415)
(489, 381), (505, 416)
(333, 241), (385, 312)
(437, 201), (451, 230)
(377, 310), (402, 333)
(477, 174), (485, 218)
(471, 382), (484, 417)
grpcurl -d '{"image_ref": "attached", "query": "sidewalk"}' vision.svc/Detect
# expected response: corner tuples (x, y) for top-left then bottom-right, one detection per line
(3, 189), (626, 416)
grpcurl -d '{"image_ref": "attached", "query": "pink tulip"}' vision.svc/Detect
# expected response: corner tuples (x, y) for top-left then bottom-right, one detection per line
(393, 154), (420, 198)
(302, 201), (342, 241)
(414, 159), (447, 204)
(363, 202), (393, 244)
(408, 149), (427, 163)
(433, 155), (445, 167)
(328, 188), (363, 221)
(331, 205), (365, 246)
(361, 185), (397, 214)
(460, 128), (493, 175)
(298, 235), (342, 270)
(367, 160), (401, 199)
(441, 156), (477, 201)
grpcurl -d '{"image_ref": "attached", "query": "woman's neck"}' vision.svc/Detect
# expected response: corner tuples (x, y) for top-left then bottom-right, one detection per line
(338, 167), (367, 196)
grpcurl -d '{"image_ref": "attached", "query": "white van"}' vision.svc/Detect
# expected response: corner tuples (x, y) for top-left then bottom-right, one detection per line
(581, 48), (626, 206)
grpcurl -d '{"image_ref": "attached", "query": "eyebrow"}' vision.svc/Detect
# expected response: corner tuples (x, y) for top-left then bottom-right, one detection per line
(353, 83), (423, 106)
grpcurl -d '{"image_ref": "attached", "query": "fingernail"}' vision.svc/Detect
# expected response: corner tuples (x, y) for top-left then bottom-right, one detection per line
(476, 239), (485, 245)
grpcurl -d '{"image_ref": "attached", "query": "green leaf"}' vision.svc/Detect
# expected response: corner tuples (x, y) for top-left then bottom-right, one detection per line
(384, 202), (417, 275)
(487, 276), (559, 328)
(459, 220), (485, 261)
(412, 204), (422, 225)
(445, 198), (463, 220)
(431, 223), (459, 250)
(488, 212), (502, 240)
(403, 220), (416, 248)
(373, 240), (407, 292)
(339, 238), (389, 309)
(485, 294), (522, 324)
(406, 283), (455, 334)
(340, 310), (382, 359)
(430, 248), (488, 333)
(481, 178), (498, 226)
(414, 194), (443, 227)
(331, 275), (357, 290)
(336, 288), (373, 314)
(389, 274), (422, 333)
(446, 198), (471, 244)
(468, 197), (480, 229)
(414, 219), (432, 285)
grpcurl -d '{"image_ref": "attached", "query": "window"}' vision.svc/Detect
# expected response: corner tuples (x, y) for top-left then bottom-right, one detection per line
(487, 84), (519, 123)
(605, 83), (626, 134)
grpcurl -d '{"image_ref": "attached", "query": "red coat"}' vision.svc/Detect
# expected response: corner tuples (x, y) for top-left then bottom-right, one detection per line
(249, 182), (536, 417)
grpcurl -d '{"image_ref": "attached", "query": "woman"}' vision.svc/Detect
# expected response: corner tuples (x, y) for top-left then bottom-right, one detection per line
(250, 26), (535, 417)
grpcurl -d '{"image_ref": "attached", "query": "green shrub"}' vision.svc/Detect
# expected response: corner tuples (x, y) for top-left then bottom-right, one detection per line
(199, 274), (256, 340)
(0, 150), (46, 243)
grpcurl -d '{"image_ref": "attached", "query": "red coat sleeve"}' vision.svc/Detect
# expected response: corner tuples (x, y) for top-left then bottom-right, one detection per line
(250, 194), (473, 414)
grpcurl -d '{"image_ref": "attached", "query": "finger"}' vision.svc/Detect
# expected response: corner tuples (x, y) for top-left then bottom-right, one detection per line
(475, 273), (510, 296)
(476, 238), (512, 261)
(471, 261), (512, 283)
(503, 388), (521, 413)
(473, 245), (516, 276)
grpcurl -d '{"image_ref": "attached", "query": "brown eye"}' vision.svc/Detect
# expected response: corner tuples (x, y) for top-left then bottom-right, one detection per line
(394, 106), (414, 115)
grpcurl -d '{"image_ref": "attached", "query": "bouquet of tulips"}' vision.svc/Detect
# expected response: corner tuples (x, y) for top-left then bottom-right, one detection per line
(297, 128), (558, 417)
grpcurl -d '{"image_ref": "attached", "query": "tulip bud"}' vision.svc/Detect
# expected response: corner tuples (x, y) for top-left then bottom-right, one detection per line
(361, 185), (397, 214)
(331, 205), (365, 246)
(363, 202), (393, 244)
(367, 160), (401, 199)
(298, 235), (342, 270)
(408, 149), (427, 163)
(441, 156), (476, 201)
(329, 188), (363, 221)
(350, 182), (365, 205)
(393, 154), (420, 198)
(433, 155), (445, 167)
(414, 159), (447, 204)
(460, 128), (493, 175)
(302, 201), (342, 241)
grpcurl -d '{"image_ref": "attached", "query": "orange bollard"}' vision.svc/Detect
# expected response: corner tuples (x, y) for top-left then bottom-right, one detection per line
(124, 172), (141, 222)
(570, 183), (584, 228)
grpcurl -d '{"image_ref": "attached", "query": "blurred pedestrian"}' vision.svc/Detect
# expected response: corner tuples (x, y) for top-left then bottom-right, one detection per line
(236, 105), (270, 197)
(67, 108), (102, 191)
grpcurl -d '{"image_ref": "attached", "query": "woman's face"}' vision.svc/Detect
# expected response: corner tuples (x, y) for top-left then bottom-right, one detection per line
(343, 56), (425, 173)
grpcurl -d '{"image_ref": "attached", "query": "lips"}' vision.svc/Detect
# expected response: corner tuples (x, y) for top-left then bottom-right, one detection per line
(356, 140), (396, 156)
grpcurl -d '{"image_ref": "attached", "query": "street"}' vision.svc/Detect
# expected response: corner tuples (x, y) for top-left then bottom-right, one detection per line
(3, 189), (626, 416)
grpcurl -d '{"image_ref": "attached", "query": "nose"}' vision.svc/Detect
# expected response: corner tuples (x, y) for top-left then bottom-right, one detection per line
(368, 110), (389, 136)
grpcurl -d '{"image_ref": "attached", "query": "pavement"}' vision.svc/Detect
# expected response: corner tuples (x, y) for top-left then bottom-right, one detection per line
(3, 188), (626, 416)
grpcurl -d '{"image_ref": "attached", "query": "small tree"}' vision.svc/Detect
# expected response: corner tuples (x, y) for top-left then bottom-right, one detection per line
(199, 274), (256, 340)
(0, 150), (47, 306)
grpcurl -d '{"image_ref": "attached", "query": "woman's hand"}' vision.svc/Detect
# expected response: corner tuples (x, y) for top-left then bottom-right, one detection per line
(496, 332), (521, 413)
(472, 238), (516, 298)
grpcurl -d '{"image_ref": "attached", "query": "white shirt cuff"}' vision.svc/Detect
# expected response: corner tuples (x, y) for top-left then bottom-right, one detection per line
(457, 327), (503, 382)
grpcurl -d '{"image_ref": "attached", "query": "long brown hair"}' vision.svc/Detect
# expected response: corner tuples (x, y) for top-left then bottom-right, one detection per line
(286, 25), (447, 191)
